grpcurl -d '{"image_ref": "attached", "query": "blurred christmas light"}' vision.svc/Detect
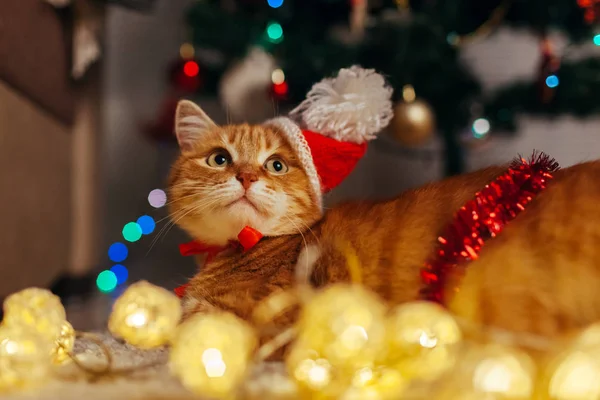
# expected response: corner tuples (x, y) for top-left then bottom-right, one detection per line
(123, 222), (143, 243)
(402, 84), (416, 103)
(546, 75), (559, 88)
(472, 118), (490, 138)
(267, 0), (284, 8)
(97, 270), (118, 293)
(446, 32), (460, 46)
(148, 189), (167, 208)
(594, 34), (600, 46)
(180, 43), (195, 59)
(266, 22), (283, 43)
(108, 242), (128, 262)
(273, 81), (289, 97)
(271, 68), (285, 85)
(183, 61), (200, 78)
(110, 264), (129, 285)
(137, 215), (156, 235)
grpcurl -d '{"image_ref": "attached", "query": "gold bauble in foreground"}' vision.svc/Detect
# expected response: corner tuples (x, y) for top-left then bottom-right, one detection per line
(431, 343), (535, 399)
(295, 284), (387, 371)
(0, 324), (53, 391)
(108, 281), (182, 349)
(389, 100), (435, 147)
(3, 288), (66, 341)
(384, 301), (462, 381)
(539, 324), (600, 400)
(170, 312), (257, 399)
(341, 366), (407, 400)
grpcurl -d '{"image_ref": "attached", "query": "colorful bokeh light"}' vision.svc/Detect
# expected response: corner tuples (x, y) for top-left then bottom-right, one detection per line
(266, 22), (284, 43)
(137, 215), (156, 235)
(271, 68), (285, 85)
(267, 0), (284, 8)
(179, 43), (195, 59)
(97, 270), (118, 293)
(183, 61), (200, 78)
(472, 118), (491, 138)
(108, 242), (128, 263)
(123, 222), (143, 243)
(148, 189), (167, 208)
(546, 75), (559, 88)
(110, 264), (129, 285)
(273, 81), (289, 96)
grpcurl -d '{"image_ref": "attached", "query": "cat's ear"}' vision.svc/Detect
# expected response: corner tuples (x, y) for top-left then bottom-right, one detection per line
(174, 100), (217, 152)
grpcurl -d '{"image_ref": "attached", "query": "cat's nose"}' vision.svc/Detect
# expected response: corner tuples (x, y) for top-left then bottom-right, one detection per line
(236, 171), (258, 190)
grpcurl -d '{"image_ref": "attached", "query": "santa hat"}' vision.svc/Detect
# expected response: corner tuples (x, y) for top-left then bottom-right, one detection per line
(264, 66), (393, 208)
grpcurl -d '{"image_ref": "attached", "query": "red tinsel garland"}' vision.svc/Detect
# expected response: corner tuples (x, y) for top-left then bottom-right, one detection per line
(420, 152), (560, 305)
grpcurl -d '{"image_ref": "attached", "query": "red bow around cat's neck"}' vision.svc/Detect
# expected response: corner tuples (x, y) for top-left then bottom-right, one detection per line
(175, 226), (263, 298)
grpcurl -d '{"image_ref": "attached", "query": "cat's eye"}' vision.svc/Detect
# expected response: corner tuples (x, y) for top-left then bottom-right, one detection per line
(264, 157), (289, 175)
(206, 151), (231, 168)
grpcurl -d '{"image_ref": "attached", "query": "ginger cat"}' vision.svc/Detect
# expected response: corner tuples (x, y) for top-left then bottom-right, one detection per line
(168, 99), (600, 345)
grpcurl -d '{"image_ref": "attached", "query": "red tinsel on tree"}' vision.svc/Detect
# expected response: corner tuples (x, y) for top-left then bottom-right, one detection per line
(420, 152), (560, 305)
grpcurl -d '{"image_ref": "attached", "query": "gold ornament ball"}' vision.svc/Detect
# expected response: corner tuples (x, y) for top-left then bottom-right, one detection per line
(431, 343), (535, 400)
(341, 366), (407, 400)
(542, 350), (600, 400)
(51, 320), (75, 365)
(384, 301), (462, 381)
(108, 281), (182, 349)
(0, 324), (53, 391)
(390, 100), (435, 147)
(295, 284), (387, 371)
(3, 287), (66, 340)
(170, 312), (257, 399)
(286, 345), (346, 399)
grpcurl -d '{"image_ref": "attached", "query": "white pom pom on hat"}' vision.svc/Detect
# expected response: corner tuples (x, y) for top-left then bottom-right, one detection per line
(265, 66), (393, 209)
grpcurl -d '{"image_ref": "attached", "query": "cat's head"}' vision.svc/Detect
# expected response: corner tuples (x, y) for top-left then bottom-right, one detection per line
(168, 66), (394, 245)
(168, 100), (322, 245)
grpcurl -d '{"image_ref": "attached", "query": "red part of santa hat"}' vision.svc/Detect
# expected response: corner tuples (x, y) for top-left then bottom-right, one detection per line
(265, 66), (393, 207)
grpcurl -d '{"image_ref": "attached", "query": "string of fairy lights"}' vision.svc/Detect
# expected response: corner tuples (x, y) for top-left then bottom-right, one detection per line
(96, 188), (167, 293)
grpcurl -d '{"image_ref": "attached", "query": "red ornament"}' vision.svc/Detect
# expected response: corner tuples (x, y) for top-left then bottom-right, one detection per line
(420, 152), (559, 305)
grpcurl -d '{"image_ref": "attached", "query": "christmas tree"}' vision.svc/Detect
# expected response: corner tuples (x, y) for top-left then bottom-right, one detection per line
(166, 0), (600, 175)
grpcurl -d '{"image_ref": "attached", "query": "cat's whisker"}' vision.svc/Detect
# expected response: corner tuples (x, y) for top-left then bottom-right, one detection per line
(283, 214), (309, 282)
(147, 198), (222, 254)
(161, 191), (205, 208)
(294, 217), (320, 244)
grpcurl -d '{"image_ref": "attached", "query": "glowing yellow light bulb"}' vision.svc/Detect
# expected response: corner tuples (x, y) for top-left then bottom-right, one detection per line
(0, 325), (53, 391)
(384, 301), (462, 381)
(428, 343), (535, 399)
(108, 281), (181, 349)
(296, 284), (387, 371)
(51, 321), (75, 365)
(170, 312), (257, 399)
(540, 326), (600, 400)
(3, 288), (66, 341)
(343, 366), (407, 400)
